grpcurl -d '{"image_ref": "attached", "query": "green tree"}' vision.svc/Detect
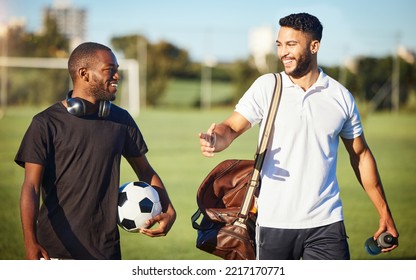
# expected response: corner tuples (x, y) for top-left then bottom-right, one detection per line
(230, 58), (260, 103)
(355, 56), (415, 110)
(5, 15), (69, 106)
(111, 35), (191, 106)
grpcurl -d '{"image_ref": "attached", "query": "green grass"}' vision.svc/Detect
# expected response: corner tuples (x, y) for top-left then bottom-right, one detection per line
(1, 80), (415, 260)
(159, 78), (234, 108)
(338, 113), (416, 259)
(117, 108), (259, 260)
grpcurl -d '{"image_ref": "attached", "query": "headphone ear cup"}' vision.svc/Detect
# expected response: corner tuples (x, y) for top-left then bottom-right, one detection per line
(67, 96), (86, 116)
(98, 100), (111, 118)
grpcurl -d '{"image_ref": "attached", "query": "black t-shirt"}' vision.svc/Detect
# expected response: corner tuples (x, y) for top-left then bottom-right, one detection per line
(15, 102), (148, 259)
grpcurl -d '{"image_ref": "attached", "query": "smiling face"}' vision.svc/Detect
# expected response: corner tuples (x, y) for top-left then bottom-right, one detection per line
(88, 50), (119, 102)
(277, 26), (318, 79)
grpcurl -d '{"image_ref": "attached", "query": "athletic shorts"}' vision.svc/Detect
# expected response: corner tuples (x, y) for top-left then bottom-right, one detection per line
(256, 221), (350, 260)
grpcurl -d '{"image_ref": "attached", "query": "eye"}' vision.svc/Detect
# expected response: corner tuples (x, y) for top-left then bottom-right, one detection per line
(104, 66), (117, 75)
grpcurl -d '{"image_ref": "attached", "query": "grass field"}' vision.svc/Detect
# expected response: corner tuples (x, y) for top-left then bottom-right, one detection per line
(1, 81), (415, 260)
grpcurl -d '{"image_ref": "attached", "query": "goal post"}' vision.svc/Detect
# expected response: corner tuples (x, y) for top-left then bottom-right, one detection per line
(0, 56), (140, 117)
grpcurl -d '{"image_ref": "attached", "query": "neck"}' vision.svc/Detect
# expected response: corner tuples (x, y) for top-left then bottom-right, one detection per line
(290, 67), (320, 91)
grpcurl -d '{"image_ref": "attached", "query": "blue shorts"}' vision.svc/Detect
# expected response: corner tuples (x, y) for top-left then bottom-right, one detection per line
(256, 221), (350, 260)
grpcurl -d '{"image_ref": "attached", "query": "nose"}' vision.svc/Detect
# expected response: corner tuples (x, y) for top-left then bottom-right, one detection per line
(277, 45), (288, 58)
(113, 71), (120, 80)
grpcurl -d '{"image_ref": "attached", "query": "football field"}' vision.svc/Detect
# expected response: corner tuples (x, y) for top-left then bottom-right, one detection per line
(0, 106), (415, 260)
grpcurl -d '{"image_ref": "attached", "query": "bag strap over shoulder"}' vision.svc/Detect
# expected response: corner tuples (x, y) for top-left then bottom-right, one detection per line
(236, 73), (283, 224)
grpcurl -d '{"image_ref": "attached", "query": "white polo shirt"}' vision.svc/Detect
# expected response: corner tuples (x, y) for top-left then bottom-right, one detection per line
(235, 70), (362, 229)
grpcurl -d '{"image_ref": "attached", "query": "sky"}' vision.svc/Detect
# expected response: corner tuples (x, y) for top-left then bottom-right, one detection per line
(1, 0), (416, 66)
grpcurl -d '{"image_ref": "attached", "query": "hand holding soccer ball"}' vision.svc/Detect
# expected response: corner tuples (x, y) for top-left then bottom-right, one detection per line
(117, 181), (162, 232)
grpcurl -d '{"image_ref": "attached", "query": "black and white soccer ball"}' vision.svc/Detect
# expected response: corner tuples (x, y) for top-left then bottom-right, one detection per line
(117, 181), (162, 232)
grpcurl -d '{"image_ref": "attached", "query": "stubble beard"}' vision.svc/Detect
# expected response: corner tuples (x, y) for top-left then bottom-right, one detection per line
(284, 51), (313, 79)
(90, 77), (116, 102)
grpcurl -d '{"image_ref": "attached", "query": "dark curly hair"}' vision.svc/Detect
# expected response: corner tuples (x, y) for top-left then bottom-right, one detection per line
(279, 13), (323, 42)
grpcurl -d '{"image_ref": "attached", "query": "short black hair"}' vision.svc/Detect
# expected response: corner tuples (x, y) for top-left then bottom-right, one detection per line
(279, 13), (323, 42)
(68, 42), (112, 82)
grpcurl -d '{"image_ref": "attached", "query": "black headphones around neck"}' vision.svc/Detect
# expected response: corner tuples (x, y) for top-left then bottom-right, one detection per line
(66, 91), (111, 118)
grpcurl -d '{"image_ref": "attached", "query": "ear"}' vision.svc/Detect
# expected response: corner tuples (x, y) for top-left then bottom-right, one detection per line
(78, 67), (89, 82)
(310, 40), (320, 55)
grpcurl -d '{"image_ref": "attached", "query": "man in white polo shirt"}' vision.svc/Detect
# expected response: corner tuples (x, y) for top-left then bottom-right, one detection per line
(198, 12), (399, 259)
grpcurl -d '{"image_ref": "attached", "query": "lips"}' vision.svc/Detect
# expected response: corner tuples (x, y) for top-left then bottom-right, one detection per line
(282, 56), (294, 65)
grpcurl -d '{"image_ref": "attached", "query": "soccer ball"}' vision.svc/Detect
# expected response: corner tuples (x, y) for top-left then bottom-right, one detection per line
(117, 181), (162, 232)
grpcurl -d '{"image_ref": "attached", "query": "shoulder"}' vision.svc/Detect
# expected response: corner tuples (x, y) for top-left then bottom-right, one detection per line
(31, 102), (65, 124)
(107, 104), (137, 125)
(319, 70), (350, 93)
(35, 102), (64, 116)
(108, 103), (129, 115)
(253, 73), (279, 86)
(246, 73), (281, 98)
(320, 70), (356, 103)
(235, 73), (280, 124)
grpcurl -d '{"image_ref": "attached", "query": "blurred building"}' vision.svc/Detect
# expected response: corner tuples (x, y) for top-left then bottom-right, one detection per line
(42, 0), (86, 51)
(249, 26), (275, 73)
(397, 45), (415, 64)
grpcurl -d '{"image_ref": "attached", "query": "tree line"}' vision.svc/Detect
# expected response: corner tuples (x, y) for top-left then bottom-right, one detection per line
(1, 16), (415, 111)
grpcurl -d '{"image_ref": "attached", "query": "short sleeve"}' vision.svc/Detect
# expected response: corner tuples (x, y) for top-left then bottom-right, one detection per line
(15, 118), (49, 167)
(122, 114), (148, 158)
(339, 94), (363, 139)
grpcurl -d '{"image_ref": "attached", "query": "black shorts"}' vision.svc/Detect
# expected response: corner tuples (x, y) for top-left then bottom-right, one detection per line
(256, 221), (350, 260)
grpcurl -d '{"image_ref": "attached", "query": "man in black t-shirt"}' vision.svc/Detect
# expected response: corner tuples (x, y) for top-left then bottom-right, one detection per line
(15, 42), (176, 260)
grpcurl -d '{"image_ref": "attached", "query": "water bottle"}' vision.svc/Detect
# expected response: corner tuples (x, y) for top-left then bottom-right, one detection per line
(364, 232), (396, 255)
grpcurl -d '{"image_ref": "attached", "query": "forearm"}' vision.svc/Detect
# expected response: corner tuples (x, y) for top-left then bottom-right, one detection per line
(356, 150), (391, 218)
(20, 184), (40, 250)
(343, 135), (398, 241)
(343, 136), (391, 218)
(149, 173), (175, 214)
(127, 156), (175, 215)
(210, 122), (241, 152)
(134, 163), (176, 236)
(353, 151), (398, 239)
(199, 112), (251, 157)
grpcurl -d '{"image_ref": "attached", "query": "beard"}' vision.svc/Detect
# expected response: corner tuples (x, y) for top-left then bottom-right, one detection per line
(89, 76), (116, 102)
(284, 51), (313, 79)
